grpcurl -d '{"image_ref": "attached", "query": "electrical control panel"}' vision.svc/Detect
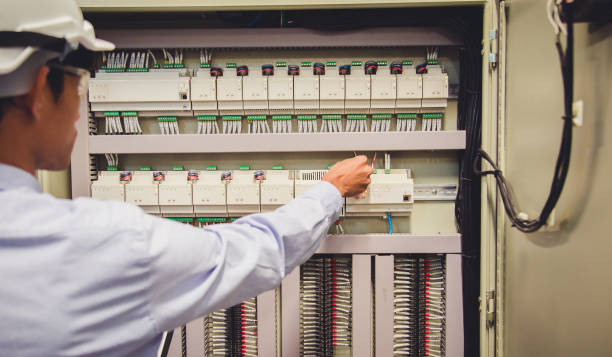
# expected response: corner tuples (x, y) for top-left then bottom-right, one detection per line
(226, 170), (261, 215)
(89, 71), (191, 113)
(91, 170), (125, 201)
(260, 169), (294, 212)
(192, 170), (228, 216)
(125, 171), (160, 214)
(346, 169), (414, 216)
(158, 170), (194, 216)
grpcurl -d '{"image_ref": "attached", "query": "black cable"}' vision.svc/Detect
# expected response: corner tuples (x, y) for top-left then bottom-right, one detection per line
(475, 2), (574, 233)
(158, 330), (173, 357)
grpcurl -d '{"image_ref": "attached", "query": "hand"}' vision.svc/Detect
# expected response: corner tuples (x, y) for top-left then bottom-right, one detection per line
(323, 155), (373, 197)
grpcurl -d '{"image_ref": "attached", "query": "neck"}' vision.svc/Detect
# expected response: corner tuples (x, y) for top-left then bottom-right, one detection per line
(0, 111), (38, 177)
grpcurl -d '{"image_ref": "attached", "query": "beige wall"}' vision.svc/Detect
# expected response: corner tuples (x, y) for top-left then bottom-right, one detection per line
(37, 169), (71, 199)
(504, 1), (612, 356)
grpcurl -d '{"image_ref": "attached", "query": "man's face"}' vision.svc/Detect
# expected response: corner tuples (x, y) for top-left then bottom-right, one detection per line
(35, 72), (82, 170)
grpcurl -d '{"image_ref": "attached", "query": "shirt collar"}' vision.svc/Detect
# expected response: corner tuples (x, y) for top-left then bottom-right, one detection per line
(0, 163), (41, 192)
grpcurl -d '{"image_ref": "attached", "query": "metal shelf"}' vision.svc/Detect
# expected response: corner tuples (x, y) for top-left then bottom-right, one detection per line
(315, 233), (461, 254)
(88, 131), (465, 154)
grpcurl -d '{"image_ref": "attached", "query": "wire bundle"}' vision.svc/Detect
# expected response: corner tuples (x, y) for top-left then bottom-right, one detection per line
(393, 256), (419, 356)
(158, 116), (180, 135)
(320, 115), (343, 133)
(396, 114), (417, 132)
(239, 298), (258, 357)
(371, 115), (392, 132)
(419, 256), (446, 357)
(197, 115), (220, 134)
(345, 115), (368, 132)
(298, 116), (318, 133)
(204, 310), (230, 356)
(247, 117), (271, 133)
(272, 115), (292, 133)
(475, 1), (575, 233)
(300, 255), (352, 356)
(104, 114), (123, 134)
(422, 113), (443, 132)
(222, 116), (242, 134)
(121, 112), (142, 134)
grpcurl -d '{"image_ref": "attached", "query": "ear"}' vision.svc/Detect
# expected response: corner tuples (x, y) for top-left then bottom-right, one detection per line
(20, 66), (51, 122)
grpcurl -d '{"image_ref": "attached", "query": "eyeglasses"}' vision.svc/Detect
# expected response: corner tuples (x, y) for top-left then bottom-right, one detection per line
(46, 63), (91, 97)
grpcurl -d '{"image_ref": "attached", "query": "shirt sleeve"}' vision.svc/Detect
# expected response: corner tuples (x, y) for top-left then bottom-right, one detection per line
(142, 181), (342, 332)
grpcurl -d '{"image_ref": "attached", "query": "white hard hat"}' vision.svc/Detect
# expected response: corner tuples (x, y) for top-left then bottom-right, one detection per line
(0, 0), (114, 96)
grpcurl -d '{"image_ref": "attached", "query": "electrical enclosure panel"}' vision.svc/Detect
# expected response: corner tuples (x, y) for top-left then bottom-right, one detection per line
(125, 171), (160, 214)
(268, 76), (294, 113)
(345, 69), (371, 113)
(396, 71), (423, 110)
(370, 71), (397, 112)
(260, 170), (294, 212)
(293, 73), (319, 112)
(91, 171), (125, 202)
(319, 75), (345, 113)
(226, 170), (261, 215)
(346, 169), (414, 216)
(193, 171), (228, 216)
(190, 70), (218, 114)
(88, 71), (191, 113)
(294, 170), (327, 198)
(158, 171), (194, 216)
(421, 66), (449, 109)
(216, 68), (243, 114)
(242, 75), (269, 114)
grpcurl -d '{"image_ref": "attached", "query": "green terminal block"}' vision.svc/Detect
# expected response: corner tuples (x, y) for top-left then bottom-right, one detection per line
(373, 169), (377, 174)
(397, 113), (418, 119)
(206, 165), (217, 171)
(172, 166), (184, 171)
(122, 111), (138, 117)
(230, 217), (239, 222)
(427, 59), (439, 65)
(297, 114), (317, 121)
(107, 166), (118, 171)
(168, 217), (194, 223)
(300, 61), (312, 67)
(127, 68), (149, 72)
(422, 113), (444, 119)
(222, 115), (242, 121)
(162, 63), (185, 69)
(347, 114), (367, 120)
(104, 68), (125, 73)
(376, 60), (388, 66)
(328, 164), (334, 169)
(158, 116), (178, 122)
(247, 115), (267, 121)
(153, 64), (161, 69)
(198, 217), (227, 223)
(225, 62), (237, 68)
(272, 165), (284, 170)
(385, 169), (391, 174)
(351, 61), (362, 67)
(200, 63), (211, 68)
(275, 61), (287, 67)
(402, 60), (414, 66)
(372, 114), (392, 120)
(326, 61), (337, 67)
(239, 165), (250, 170)
(197, 115), (217, 121)
(272, 114), (292, 120)
(104, 111), (120, 117)
(322, 114), (342, 120)
(140, 166), (151, 171)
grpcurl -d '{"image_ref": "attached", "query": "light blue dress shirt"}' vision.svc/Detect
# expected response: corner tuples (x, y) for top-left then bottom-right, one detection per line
(0, 163), (343, 356)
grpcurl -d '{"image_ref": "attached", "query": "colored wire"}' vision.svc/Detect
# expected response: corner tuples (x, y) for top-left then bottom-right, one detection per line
(387, 212), (393, 234)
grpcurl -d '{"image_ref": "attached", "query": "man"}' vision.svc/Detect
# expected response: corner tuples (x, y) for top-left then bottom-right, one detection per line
(0, 1), (373, 356)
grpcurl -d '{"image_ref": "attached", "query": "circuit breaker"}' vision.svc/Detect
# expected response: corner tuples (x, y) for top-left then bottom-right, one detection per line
(346, 169), (414, 216)
(216, 66), (243, 115)
(226, 169), (261, 215)
(396, 62), (423, 111)
(370, 62), (397, 112)
(267, 63), (294, 113)
(192, 170), (228, 217)
(294, 170), (327, 198)
(91, 170), (125, 202)
(190, 69), (218, 115)
(242, 68), (269, 114)
(260, 169), (294, 212)
(345, 62), (371, 113)
(158, 170), (194, 216)
(125, 170), (161, 214)
(293, 63), (320, 113)
(421, 65), (449, 109)
(319, 63), (345, 113)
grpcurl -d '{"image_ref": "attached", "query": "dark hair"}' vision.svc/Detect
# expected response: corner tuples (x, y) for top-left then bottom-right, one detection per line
(0, 47), (95, 120)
